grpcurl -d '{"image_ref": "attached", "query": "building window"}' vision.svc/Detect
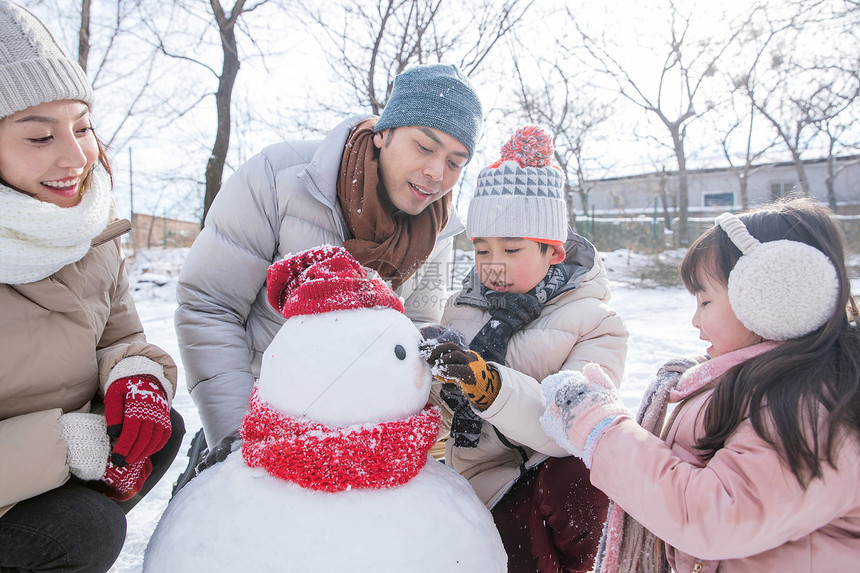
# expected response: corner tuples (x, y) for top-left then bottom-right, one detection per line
(703, 191), (733, 207)
(770, 181), (796, 200)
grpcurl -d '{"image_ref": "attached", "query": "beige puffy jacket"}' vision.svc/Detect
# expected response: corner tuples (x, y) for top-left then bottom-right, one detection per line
(0, 221), (177, 517)
(433, 235), (628, 508)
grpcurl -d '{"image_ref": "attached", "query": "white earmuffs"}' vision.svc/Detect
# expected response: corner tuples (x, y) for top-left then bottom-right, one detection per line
(715, 212), (839, 341)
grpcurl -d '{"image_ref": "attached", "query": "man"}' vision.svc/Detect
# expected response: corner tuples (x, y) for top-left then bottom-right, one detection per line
(173, 64), (483, 482)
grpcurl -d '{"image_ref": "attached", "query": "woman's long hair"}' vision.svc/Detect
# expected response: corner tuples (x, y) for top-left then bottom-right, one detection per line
(680, 197), (860, 488)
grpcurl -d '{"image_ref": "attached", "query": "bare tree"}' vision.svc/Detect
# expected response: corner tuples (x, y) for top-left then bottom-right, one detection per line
(147, 0), (278, 221)
(566, 1), (745, 244)
(509, 54), (614, 228)
(735, 1), (860, 199)
(299, 0), (533, 126)
(710, 95), (778, 209)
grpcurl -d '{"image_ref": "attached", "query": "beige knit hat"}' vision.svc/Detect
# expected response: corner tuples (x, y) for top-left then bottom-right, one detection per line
(0, 0), (94, 119)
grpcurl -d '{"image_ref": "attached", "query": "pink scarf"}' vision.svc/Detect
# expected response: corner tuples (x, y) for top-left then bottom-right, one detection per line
(241, 388), (441, 492)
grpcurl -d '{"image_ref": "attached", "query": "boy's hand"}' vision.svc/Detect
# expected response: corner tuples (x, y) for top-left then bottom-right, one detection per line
(540, 363), (630, 467)
(425, 342), (501, 410)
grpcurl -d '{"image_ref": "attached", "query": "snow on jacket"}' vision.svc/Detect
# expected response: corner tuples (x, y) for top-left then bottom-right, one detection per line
(591, 388), (860, 572)
(175, 115), (464, 447)
(433, 234), (628, 508)
(0, 211), (178, 517)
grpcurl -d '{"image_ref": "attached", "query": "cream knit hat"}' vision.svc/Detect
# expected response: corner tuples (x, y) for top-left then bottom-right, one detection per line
(466, 126), (568, 244)
(0, 0), (94, 119)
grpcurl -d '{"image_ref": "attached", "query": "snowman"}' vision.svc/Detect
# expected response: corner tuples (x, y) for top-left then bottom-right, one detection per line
(144, 246), (506, 572)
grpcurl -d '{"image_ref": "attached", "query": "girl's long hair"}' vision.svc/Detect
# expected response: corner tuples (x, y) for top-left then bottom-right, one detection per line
(680, 197), (860, 488)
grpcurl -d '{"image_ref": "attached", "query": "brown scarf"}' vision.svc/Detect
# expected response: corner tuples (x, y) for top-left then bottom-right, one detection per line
(336, 119), (451, 290)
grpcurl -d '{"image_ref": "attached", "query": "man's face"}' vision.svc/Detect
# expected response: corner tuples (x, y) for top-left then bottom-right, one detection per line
(373, 126), (469, 216)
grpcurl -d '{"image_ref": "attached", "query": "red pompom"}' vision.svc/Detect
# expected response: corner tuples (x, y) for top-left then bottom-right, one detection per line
(497, 125), (554, 168)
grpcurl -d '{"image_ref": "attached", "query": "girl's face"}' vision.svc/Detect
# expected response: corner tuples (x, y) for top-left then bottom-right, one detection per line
(473, 237), (565, 294)
(691, 269), (762, 357)
(0, 100), (98, 208)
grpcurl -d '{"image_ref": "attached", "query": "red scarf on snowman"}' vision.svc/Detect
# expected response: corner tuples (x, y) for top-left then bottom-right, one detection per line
(244, 245), (439, 492)
(241, 388), (440, 492)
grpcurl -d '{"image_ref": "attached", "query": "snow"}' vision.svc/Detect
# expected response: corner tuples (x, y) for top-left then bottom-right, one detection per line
(108, 246), (859, 572)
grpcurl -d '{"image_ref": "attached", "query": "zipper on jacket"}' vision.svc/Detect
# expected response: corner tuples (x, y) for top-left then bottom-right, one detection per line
(492, 426), (529, 465)
(691, 559), (704, 573)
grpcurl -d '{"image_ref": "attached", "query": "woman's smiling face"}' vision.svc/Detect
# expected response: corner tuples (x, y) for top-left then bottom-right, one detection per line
(0, 100), (98, 208)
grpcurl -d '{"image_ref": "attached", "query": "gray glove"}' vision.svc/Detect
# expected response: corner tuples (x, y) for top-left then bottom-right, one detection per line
(195, 432), (241, 475)
(59, 413), (110, 481)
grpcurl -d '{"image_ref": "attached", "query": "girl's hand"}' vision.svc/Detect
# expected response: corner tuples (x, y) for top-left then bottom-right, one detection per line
(540, 363), (630, 467)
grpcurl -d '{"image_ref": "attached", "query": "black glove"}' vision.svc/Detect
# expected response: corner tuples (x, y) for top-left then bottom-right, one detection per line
(470, 292), (544, 364)
(419, 324), (468, 356)
(195, 432), (241, 476)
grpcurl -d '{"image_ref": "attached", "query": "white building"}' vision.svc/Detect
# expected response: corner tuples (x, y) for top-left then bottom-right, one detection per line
(579, 155), (860, 217)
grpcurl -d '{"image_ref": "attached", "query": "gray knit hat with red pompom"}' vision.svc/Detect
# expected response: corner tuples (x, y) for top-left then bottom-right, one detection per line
(0, 0), (94, 119)
(467, 125), (568, 244)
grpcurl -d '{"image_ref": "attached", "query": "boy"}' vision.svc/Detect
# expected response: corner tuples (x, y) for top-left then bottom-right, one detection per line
(424, 126), (628, 573)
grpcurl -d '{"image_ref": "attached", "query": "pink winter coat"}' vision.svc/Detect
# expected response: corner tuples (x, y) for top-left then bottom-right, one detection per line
(591, 388), (860, 572)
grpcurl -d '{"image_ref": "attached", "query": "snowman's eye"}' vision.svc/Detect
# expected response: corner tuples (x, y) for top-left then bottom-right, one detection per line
(394, 345), (406, 360)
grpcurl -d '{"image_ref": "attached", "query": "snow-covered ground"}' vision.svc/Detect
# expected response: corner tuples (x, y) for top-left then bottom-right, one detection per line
(108, 246), (860, 572)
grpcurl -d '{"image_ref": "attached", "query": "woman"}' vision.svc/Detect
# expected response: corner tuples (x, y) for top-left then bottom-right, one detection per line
(0, 2), (184, 571)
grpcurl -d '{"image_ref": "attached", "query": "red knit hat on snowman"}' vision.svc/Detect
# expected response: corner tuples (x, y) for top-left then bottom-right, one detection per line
(266, 244), (405, 319)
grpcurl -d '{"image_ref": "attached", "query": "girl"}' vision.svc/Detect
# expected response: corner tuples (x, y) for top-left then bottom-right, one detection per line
(541, 197), (860, 572)
(0, 2), (184, 571)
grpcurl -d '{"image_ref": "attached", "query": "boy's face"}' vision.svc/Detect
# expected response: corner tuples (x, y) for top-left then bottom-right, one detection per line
(473, 237), (565, 294)
(373, 126), (469, 216)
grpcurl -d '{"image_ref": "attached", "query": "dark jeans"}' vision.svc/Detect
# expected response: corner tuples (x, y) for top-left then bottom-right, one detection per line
(0, 408), (185, 573)
(491, 456), (610, 573)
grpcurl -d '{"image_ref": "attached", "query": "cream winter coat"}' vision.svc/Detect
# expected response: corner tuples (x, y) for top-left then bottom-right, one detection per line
(175, 115), (463, 447)
(434, 234), (628, 508)
(592, 388), (860, 572)
(0, 212), (177, 517)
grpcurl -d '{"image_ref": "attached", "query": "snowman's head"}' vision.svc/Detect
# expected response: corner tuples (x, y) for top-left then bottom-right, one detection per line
(257, 245), (431, 426)
(259, 307), (431, 426)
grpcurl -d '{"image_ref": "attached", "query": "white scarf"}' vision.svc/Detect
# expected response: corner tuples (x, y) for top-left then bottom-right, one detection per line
(0, 169), (111, 284)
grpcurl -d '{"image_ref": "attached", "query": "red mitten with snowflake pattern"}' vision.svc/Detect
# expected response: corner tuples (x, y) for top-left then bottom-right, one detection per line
(104, 375), (171, 467)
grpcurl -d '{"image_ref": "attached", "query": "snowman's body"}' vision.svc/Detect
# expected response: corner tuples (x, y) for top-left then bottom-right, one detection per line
(145, 306), (506, 572)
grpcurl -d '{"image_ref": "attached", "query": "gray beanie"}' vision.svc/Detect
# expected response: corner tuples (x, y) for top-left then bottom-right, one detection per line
(0, 0), (94, 119)
(374, 64), (482, 159)
(467, 126), (568, 244)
